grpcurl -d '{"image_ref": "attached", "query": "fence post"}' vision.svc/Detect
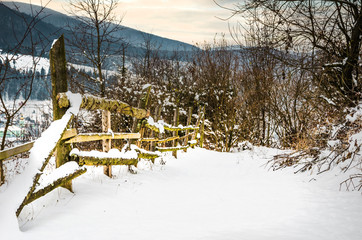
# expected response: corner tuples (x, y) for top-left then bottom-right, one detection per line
(192, 108), (202, 142)
(50, 35), (72, 191)
(172, 108), (179, 158)
(102, 110), (112, 177)
(150, 106), (160, 151)
(200, 106), (205, 148)
(184, 107), (193, 152)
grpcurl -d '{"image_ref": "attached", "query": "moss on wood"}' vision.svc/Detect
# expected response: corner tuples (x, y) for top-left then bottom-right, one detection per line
(24, 168), (87, 206)
(57, 93), (148, 119)
(65, 132), (141, 144)
(72, 155), (138, 167)
(156, 146), (189, 152)
(144, 123), (199, 133)
(16, 115), (74, 217)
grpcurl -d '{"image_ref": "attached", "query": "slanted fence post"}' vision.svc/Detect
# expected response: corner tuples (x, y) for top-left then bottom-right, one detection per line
(50, 34), (72, 191)
(172, 108), (179, 158)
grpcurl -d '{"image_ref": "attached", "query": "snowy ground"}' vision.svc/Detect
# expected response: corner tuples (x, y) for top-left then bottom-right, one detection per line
(1, 147), (362, 240)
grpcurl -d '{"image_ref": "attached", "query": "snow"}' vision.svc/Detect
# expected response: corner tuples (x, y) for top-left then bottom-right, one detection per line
(321, 95), (336, 106)
(0, 92), (82, 236)
(36, 161), (85, 191)
(0, 51), (117, 76)
(70, 147), (138, 160)
(1, 146), (361, 239)
(142, 83), (152, 90)
(147, 116), (165, 133)
(50, 39), (58, 49)
(346, 104), (362, 122)
(0, 52), (50, 73)
(129, 144), (161, 156)
(146, 116), (197, 133)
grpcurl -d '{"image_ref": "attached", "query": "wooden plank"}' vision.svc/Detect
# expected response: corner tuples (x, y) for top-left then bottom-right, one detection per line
(17, 114), (75, 217)
(73, 156), (138, 167)
(156, 146), (189, 153)
(24, 167), (87, 206)
(0, 141), (34, 161)
(65, 132), (141, 144)
(179, 132), (195, 140)
(57, 93), (149, 119)
(61, 129), (78, 140)
(137, 152), (160, 159)
(139, 138), (159, 142)
(145, 123), (198, 133)
(157, 136), (180, 144)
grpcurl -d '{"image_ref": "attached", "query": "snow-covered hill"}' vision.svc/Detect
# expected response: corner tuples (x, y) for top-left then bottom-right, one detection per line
(1, 147), (361, 240)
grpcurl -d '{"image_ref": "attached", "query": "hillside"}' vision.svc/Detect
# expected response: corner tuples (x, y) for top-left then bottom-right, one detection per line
(0, 2), (59, 54)
(1, 1), (197, 52)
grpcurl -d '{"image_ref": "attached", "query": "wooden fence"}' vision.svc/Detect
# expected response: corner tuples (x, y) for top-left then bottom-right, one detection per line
(0, 35), (204, 217)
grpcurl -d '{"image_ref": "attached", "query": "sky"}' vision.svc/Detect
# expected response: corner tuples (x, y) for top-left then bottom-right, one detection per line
(13, 0), (240, 45)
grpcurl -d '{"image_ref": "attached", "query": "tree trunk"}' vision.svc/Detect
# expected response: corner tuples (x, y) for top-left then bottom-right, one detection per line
(0, 117), (11, 151)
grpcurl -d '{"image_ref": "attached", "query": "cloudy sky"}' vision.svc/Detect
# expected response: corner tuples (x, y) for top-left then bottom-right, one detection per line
(15, 0), (239, 45)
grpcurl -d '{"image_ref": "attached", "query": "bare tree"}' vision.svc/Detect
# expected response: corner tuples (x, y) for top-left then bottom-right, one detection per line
(0, 2), (50, 150)
(190, 38), (241, 151)
(217, 0), (362, 107)
(67, 0), (124, 97)
(0, 2), (52, 184)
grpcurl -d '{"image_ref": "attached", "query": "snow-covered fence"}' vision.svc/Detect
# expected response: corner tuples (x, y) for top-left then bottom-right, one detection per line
(2, 36), (204, 221)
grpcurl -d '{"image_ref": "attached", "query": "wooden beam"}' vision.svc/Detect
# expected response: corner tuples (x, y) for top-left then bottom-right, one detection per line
(57, 93), (148, 119)
(179, 132), (195, 141)
(137, 152), (160, 159)
(61, 129), (78, 140)
(24, 168), (87, 206)
(138, 138), (159, 142)
(16, 115), (75, 217)
(65, 132), (141, 144)
(0, 141), (34, 161)
(156, 146), (189, 152)
(157, 136), (180, 144)
(72, 156), (138, 166)
(144, 122), (198, 133)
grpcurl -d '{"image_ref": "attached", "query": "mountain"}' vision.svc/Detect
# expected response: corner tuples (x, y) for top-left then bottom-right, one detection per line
(1, 1), (197, 52)
(0, 2), (61, 54)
